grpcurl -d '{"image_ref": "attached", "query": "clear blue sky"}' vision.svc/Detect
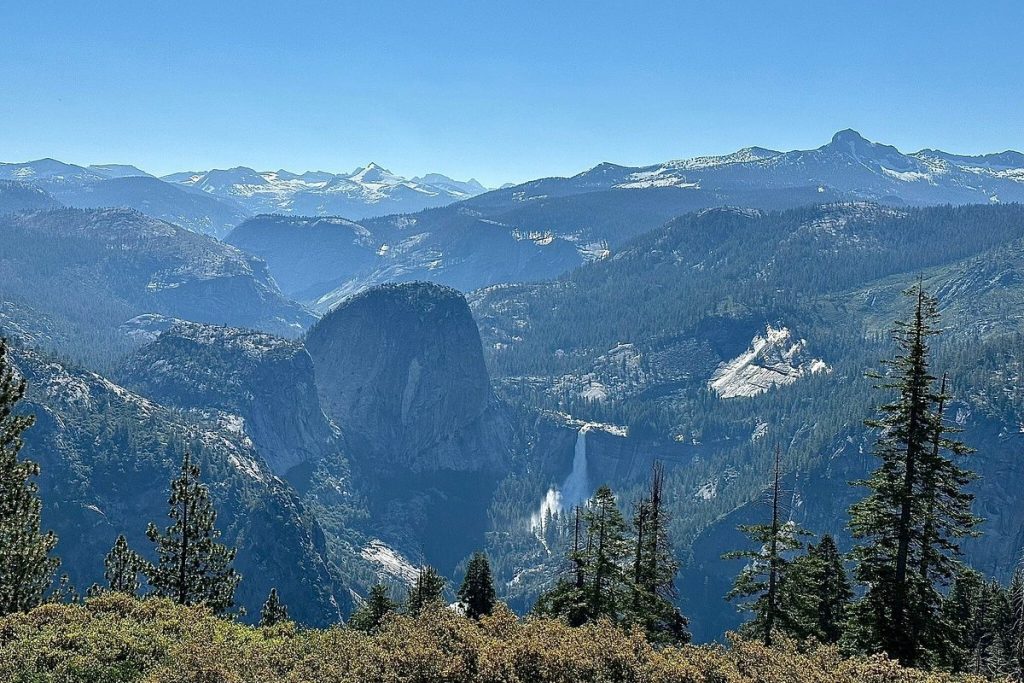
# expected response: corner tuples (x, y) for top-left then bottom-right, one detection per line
(2, 1), (1021, 186)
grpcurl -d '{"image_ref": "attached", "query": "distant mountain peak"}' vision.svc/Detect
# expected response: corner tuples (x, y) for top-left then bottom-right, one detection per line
(88, 164), (154, 179)
(349, 162), (398, 184)
(822, 128), (891, 155)
(829, 128), (870, 145)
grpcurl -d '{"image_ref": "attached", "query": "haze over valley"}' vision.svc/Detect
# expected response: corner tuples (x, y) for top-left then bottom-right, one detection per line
(3, 3), (1024, 678)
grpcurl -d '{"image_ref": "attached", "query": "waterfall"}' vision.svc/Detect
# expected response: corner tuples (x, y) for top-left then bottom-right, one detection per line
(530, 425), (592, 535)
(561, 425), (591, 510)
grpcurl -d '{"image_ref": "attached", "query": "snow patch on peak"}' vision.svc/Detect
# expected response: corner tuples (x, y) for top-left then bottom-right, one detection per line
(708, 325), (829, 399)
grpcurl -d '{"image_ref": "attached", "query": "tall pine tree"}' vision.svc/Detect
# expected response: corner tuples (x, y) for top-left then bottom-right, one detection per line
(406, 565), (445, 614)
(145, 450), (240, 614)
(350, 583), (397, 633)
(847, 284), (980, 667)
(458, 551), (496, 619)
(581, 485), (631, 622)
(532, 505), (590, 626)
(534, 486), (632, 627)
(103, 534), (148, 596)
(259, 587), (288, 627)
(0, 338), (59, 616)
(724, 446), (809, 645)
(631, 462), (690, 644)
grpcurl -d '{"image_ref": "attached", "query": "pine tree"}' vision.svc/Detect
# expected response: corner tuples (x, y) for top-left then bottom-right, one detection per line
(103, 534), (148, 596)
(258, 587), (288, 627)
(781, 535), (852, 644)
(531, 505), (588, 626)
(534, 487), (632, 627)
(809, 535), (852, 644)
(724, 446), (809, 646)
(582, 485), (631, 622)
(936, 569), (1014, 676)
(631, 462), (690, 644)
(847, 284), (980, 667)
(0, 338), (60, 616)
(406, 565), (445, 614)
(350, 583), (397, 633)
(145, 450), (240, 614)
(458, 551), (496, 619)
(1008, 564), (1024, 680)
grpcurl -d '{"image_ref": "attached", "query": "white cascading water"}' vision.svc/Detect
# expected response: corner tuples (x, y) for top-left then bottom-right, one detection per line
(530, 425), (592, 537)
(561, 425), (592, 510)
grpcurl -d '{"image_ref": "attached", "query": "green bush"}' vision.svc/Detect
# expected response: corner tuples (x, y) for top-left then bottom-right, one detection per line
(0, 595), (992, 682)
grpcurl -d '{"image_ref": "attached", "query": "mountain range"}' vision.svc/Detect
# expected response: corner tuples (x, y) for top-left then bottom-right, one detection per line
(223, 130), (1024, 310)
(0, 158), (490, 236)
(163, 163), (488, 219)
(3, 129), (1024, 640)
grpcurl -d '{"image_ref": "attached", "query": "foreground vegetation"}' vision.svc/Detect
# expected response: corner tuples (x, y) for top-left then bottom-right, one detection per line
(0, 593), (991, 683)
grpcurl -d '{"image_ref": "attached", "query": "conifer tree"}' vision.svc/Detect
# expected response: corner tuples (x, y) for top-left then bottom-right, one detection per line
(532, 506), (589, 626)
(807, 535), (852, 644)
(103, 534), (148, 596)
(0, 338), (60, 616)
(1008, 564), (1024, 680)
(259, 587), (288, 627)
(458, 551), (496, 619)
(350, 583), (397, 633)
(781, 534), (852, 644)
(534, 487), (633, 627)
(145, 450), (240, 614)
(582, 485), (631, 621)
(406, 565), (445, 614)
(847, 284), (980, 667)
(724, 446), (809, 646)
(631, 462), (690, 644)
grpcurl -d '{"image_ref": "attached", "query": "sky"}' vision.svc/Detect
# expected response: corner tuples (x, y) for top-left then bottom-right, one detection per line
(1, 1), (1022, 186)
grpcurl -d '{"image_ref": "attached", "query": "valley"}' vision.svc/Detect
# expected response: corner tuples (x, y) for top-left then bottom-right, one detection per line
(3, 130), (1024, 646)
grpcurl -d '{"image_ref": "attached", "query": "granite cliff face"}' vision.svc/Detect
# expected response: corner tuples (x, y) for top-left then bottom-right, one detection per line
(306, 282), (508, 476)
(117, 321), (339, 476)
(305, 282), (512, 571)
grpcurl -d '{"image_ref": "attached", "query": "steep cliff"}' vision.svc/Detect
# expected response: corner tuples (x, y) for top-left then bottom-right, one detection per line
(306, 282), (508, 476)
(305, 282), (512, 570)
(117, 321), (340, 476)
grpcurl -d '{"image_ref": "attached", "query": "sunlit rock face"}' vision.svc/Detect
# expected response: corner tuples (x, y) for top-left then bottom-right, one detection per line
(708, 324), (828, 399)
(306, 282), (509, 476)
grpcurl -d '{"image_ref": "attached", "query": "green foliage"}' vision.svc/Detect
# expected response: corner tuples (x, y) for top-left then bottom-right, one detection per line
(458, 551), (497, 619)
(725, 448), (812, 646)
(535, 477), (690, 644)
(631, 462), (690, 644)
(937, 568), (1015, 676)
(406, 565), (446, 615)
(848, 286), (981, 667)
(145, 451), (240, 614)
(349, 583), (398, 634)
(103, 534), (148, 596)
(0, 594), (990, 682)
(779, 535), (852, 645)
(0, 338), (60, 616)
(259, 587), (288, 627)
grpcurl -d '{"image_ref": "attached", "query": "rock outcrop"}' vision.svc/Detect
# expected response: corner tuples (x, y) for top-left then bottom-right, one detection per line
(306, 282), (509, 477)
(118, 321), (339, 476)
(305, 282), (512, 571)
(9, 341), (349, 626)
